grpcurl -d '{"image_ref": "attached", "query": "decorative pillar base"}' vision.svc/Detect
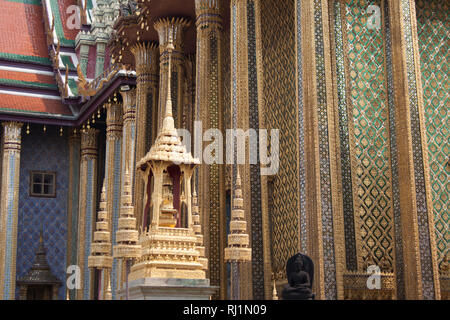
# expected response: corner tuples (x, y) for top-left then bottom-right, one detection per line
(118, 278), (218, 300)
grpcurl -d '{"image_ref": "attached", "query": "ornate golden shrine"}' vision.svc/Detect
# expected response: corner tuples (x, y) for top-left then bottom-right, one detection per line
(128, 42), (206, 282)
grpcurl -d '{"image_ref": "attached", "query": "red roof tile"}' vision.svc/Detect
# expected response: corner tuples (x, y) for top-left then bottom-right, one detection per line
(0, 93), (71, 116)
(0, 1), (48, 60)
(0, 70), (55, 85)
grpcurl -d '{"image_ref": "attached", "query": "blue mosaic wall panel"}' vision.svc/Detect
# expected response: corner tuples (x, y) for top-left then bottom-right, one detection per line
(15, 128), (69, 300)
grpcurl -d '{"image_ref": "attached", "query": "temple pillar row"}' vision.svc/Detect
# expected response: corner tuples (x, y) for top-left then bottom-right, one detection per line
(0, 122), (23, 300)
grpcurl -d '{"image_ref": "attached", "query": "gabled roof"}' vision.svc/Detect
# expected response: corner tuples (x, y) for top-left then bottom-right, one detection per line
(0, 0), (75, 118)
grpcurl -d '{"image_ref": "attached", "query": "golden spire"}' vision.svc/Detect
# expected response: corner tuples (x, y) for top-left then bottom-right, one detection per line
(88, 181), (113, 270)
(161, 34), (175, 133)
(224, 168), (252, 262)
(136, 35), (199, 169)
(113, 168), (141, 259)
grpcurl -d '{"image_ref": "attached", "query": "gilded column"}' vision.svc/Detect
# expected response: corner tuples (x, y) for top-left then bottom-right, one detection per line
(67, 129), (81, 300)
(388, 0), (440, 300)
(118, 89), (136, 295)
(120, 89), (137, 190)
(76, 128), (99, 300)
(195, 0), (227, 299)
(295, 0), (344, 299)
(154, 17), (190, 132)
(0, 122), (23, 300)
(104, 102), (123, 299)
(230, 0), (272, 299)
(131, 42), (159, 230)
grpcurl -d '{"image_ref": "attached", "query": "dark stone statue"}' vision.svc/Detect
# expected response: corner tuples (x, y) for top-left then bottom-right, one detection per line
(281, 253), (315, 300)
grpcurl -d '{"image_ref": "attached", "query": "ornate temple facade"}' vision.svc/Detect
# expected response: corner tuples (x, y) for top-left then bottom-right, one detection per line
(0, 0), (448, 300)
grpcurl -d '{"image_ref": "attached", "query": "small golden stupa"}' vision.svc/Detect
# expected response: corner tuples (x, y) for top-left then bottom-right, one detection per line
(88, 181), (113, 270)
(113, 168), (141, 260)
(128, 38), (206, 281)
(224, 169), (252, 262)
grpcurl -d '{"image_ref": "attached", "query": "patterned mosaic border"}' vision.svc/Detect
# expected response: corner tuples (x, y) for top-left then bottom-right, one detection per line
(314, 0), (337, 299)
(401, 0), (435, 299)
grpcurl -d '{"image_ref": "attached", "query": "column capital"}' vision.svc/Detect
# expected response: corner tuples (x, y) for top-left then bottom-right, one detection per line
(131, 41), (159, 79)
(81, 128), (99, 159)
(106, 102), (124, 140)
(195, 0), (223, 30)
(154, 17), (191, 65)
(2, 121), (23, 153)
(120, 88), (137, 123)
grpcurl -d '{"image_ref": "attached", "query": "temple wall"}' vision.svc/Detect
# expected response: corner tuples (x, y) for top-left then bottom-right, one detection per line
(15, 125), (70, 300)
(331, 0), (395, 273)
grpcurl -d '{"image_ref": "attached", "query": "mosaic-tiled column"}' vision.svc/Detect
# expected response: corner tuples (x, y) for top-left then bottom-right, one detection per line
(154, 17), (190, 132)
(388, 0), (440, 300)
(118, 89), (136, 293)
(130, 42), (159, 230)
(194, 0), (227, 299)
(0, 122), (23, 300)
(120, 89), (137, 190)
(295, 0), (344, 300)
(76, 128), (99, 300)
(104, 102), (123, 300)
(67, 129), (80, 300)
(230, 0), (272, 299)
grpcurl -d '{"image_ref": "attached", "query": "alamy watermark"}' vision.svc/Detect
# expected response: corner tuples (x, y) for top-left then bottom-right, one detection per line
(366, 5), (381, 31)
(366, 265), (381, 290)
(66, 265), (81, 290)
(178, 121), (279, 176)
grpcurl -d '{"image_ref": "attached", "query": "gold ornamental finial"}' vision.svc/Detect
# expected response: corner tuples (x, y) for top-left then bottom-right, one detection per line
(105, 276), (112, 300)
(272, 279), (278, 300)
(165, 36), (174, 118)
